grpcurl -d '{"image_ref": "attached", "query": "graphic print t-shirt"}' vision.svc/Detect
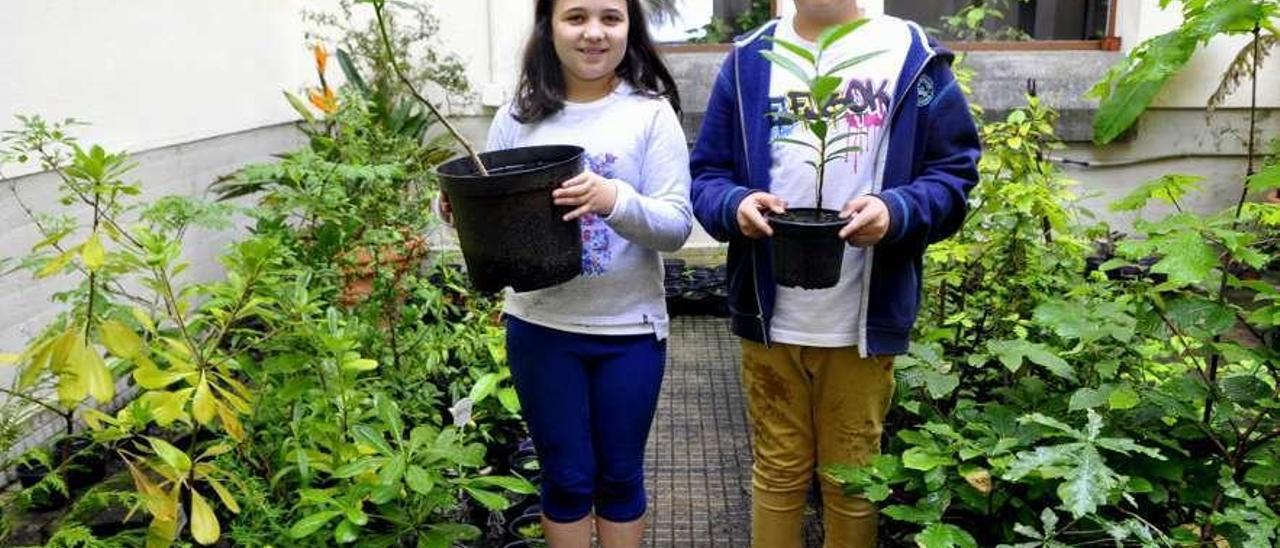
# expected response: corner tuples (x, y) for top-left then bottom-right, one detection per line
(767, 15), (910, 347)
(485, 82), (693, 339)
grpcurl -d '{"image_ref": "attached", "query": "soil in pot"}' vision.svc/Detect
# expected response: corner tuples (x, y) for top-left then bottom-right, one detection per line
(505, 511), (547, 546)
(437, 145), (585, 293)
(768, 208), (847, 290)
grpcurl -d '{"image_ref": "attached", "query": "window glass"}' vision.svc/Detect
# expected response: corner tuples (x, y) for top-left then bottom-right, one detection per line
(884, 0), (1111, 42)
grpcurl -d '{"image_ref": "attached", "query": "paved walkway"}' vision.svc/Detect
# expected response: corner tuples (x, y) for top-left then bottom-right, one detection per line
(644, 317), (823, 547)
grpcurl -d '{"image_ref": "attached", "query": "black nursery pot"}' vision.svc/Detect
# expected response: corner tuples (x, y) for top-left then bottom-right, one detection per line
(768, 208), (846, 290)
(437, 145), (585, 293)
(55, 435), (105, 489)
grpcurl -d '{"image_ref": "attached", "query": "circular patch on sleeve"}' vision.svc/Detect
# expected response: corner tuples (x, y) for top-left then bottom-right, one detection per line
(917, 75), (936, 108)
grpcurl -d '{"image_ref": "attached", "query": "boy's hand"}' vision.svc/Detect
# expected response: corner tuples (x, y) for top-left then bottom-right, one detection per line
(554, 172), (618, 221)
(737, 192), (787, 239)
(839, 196), (890, 247)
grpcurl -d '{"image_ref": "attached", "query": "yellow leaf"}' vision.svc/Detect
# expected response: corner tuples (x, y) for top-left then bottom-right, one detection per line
(37, 245), (80, 278)
(138, 389), (194, 427)
(131, 306), (157, 334)
(99, 320), (144, 360)
(216, 402), (245, 442)
(133, 364), (192, 390)
(189, 490), (220, 545)
(210, 380), (251, 414)
(206, 477), (241, 514)
(18, 337), (55, 388)
(126, 459), (175, 521)
(162, 337), (193, 359)
(71, 340), (115, 403)
(963, 468), (993, 494)
(0, 353), (19, 365)
(192, 375), (216, 425)
(146, 516), (179, 548)
(342, 358), (378, 372)
(82, 233), (106, 271)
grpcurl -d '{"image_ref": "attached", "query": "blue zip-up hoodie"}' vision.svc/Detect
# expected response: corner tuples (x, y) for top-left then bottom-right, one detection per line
(689, 18), (981, 356)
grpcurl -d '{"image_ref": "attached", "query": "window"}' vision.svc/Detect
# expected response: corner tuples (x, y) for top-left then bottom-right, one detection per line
(885, 0), (1112, 43)
(650, 0), (775, 44)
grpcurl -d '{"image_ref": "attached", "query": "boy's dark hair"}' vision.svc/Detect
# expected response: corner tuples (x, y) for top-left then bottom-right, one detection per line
(514, 0), (682, 124)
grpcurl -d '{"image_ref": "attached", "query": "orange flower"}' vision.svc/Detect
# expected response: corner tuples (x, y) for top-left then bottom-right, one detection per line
(312, 44), (329, 75)
(308, 86), (337, 114)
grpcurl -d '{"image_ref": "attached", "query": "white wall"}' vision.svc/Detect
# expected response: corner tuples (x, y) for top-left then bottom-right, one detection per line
(0, 1), (343, 178)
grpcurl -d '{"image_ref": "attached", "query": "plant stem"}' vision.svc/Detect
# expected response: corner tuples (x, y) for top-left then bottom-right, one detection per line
(0, 386), (67, 418)
(371, 1), (488, 176)
(1205, 24), (1264, 426)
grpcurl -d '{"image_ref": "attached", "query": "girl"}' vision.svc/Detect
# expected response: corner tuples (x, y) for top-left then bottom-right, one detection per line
(465, 1), (690, 546)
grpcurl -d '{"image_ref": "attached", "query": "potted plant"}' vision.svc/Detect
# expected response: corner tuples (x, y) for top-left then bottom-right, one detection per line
(762, 19), (884, 289)
(504, 511), (548, 547)
(362, 0), (584, 293)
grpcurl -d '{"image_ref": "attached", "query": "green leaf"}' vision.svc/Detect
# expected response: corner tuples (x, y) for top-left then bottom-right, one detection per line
(375, 393), (403, 440)
(902, 447), (953, 472)
(1248, 163), (1280, 193)
(817, 18), (870, 51)
(773, 137), (821, 153)
(1149, 230), (1219, 285)
(823, 50), (888, 76)
(498, 387), (521, 414)
(986, 340), (1076, 382)
(1091, 32), (1197, 144)
(406, 465), (435, 495)
(469, 373), (501, 403)
(82, 233), (106, 271)
(811, 75), (843, 109)
(190, 490), (220, 545)
(147, 437), (192, 475)
(332, 458), (383, 479)
(1108, 385), (1140, 410)
(378, 455), (406, 486)
(883, 502), (944, 524)
(1110, 174), (1203, 212)
(1069, 386), (1113, 411)
(1244, 464), (1280, 487)
(352, 425), (394, 456)
(1058, 446), (1115, 518)
(469, 475), (537, 494)
(915, 523), (978, 548)
(759, 50), (812, 85)
(766, 36), (816, 64)
(289, 510), (342, 539)
(1221, 374), (1272, 403)
(333, 519), (359, 544)
(463, 486), (511, 511)
(283, 91), (317, 124)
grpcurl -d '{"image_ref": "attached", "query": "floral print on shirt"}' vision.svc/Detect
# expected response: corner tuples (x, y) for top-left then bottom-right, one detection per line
(579, 153), (618, 277)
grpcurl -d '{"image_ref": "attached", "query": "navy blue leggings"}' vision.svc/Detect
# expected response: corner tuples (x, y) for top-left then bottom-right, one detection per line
(505, 316), (666, 523)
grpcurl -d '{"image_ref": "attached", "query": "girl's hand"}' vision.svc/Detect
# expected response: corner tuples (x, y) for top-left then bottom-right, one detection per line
(434, 191), (454, 225)
(552, 171), (618, 221)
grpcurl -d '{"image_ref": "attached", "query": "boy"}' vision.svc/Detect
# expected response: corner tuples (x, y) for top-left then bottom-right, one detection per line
(689, 1), (981, 546)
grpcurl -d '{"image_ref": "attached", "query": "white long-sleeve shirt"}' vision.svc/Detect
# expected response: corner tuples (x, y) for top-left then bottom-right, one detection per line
(486, 82), (693, 339)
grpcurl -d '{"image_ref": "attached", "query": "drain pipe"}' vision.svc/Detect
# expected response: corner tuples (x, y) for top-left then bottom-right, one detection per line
(1048, 152), (1253, 169)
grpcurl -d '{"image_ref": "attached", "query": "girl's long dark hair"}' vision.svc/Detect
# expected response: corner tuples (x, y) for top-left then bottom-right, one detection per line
(513, 0), (682, 124)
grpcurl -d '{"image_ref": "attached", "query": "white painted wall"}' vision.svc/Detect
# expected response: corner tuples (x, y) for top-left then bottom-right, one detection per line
(0, 0), (342, 177)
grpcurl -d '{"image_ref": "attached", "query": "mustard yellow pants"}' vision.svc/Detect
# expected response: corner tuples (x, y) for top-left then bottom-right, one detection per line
(740, 340), (896, 548)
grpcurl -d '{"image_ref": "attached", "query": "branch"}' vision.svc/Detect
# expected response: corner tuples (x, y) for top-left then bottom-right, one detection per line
(371, 1), (487, 176)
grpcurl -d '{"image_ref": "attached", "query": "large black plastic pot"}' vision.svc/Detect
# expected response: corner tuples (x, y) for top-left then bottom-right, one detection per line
(437, 145), (585, 293)
(768, 208), (846, 290)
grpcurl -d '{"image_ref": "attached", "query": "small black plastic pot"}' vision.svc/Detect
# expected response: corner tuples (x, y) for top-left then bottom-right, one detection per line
(768, 208), (846, 290)
(508, 448), (542, 486)
(55, 435), (106, 489)
(505, 511), (547, 546)
(14, 457), (50, 489)
(437, 145), (585, 293)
